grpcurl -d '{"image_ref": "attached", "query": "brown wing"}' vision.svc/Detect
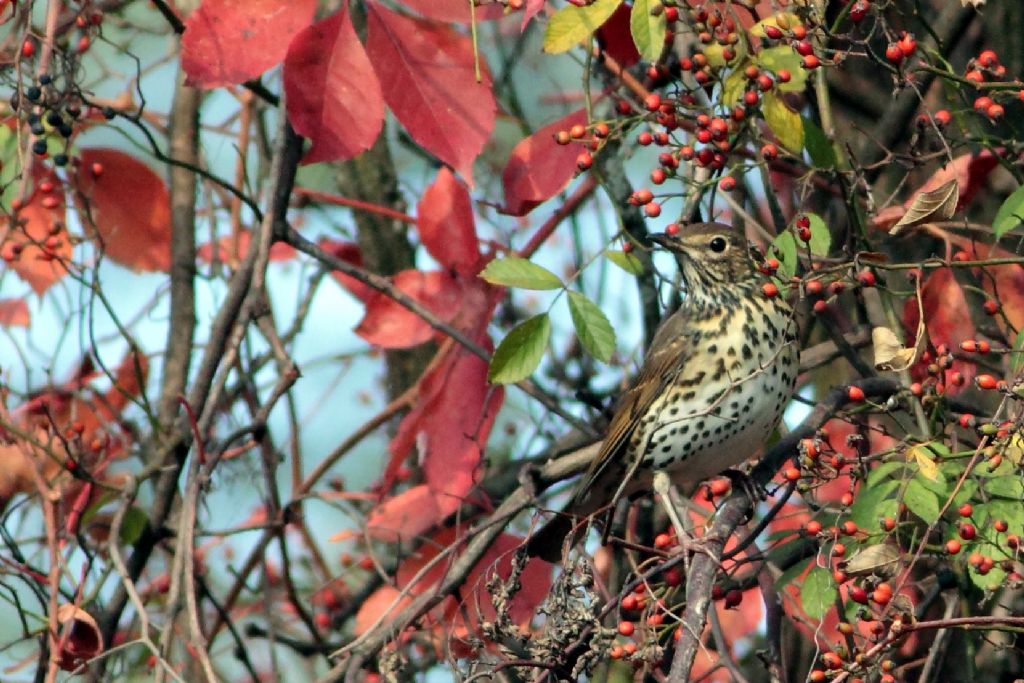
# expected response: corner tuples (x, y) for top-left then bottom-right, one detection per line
(570, 308), (692, 507)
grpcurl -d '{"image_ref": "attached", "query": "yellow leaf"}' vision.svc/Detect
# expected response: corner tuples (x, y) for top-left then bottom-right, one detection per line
(763, 93), (804, 154)
(908, 445), (940, 481)
(544, 0), (622, 54)
(630, 0), (666, 63)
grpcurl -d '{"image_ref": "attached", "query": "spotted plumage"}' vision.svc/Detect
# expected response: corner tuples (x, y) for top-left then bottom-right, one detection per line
(527, 222), (799, 562)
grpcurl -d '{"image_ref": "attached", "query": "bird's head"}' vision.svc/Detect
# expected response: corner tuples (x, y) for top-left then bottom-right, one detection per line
(649, 222), (758, 292)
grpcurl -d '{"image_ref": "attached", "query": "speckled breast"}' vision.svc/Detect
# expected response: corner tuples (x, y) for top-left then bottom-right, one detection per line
(636, 298), (798, 485)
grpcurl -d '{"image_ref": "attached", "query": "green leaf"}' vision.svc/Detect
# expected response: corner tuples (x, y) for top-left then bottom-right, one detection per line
(566, 291), (616, 362)
(1011, 328), (1024, 375)
(993, 184), (1024, 238)
(979, 500), (1024, 536)
(802, 117), (836, 169)
(866, 460), (907, 487)
(903, 479), (941, 523)
(804, 212), (832, 256)
(489, 314), (551, 384)
(763, 92), (804, 154)
(544, 0), (622, 54)
(801, 566), (837, 620)
(756, 46), (808, 92)
(721, 66), (748, 107)
(629, 0), (666, 62)
(119, 506), (149, 545)
(775, 557), (813, 590)
(968, 563), (1006, 591)
(984, 475), (1024, 499)
(769, 231), (798, 279)
(606, 249), (644, 275)
(480, 256), (563, 290)
(0, 125), (20, 211)
(850, 480), (899, 531)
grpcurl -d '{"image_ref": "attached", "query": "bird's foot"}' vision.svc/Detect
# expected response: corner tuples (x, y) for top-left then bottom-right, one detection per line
(721, 468), (766, 504)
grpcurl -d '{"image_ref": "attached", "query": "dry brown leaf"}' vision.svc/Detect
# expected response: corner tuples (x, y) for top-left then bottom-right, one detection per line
(889, 178), (958, 235)
(841, 543), (901, 578)
(872, 326), (918, 372)
(56, 604), (103, 671)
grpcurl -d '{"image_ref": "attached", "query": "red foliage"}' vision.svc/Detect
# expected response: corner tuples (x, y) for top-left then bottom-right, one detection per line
(596, 3), (641, 68)
(74, 149), (172, 272)
(284, 6), (384, 164)
(948, 236), (1024, 334)
(355, 269), (467, 348)
(398, 0), (505, 24)
(417, 168), (482, 276)
(903, 268), (976, 393)
(355, 528), (551, 650)
(368, 338), (503, 540)
(5, 164), (70, 295)
(0, 298), (29, 327)
(196, 230), (297, 264)
(181, 0), (317, 88)
(502, 108), (588, 216)
(365, 3), (496, 184)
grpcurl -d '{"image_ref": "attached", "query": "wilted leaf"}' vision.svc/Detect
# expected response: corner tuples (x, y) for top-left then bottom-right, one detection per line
(502, 109), (588, 216)
(763, 93), (803, 154)
(480, 256), (563, 290)
(993, 184), (1024, 238)
(889, 179), (958, 235)
(284, 6), (384, 164)
(366, 3), (495, 184)
(56, 604), (103, 672)
(801, 566), (836, 620)
(566, 291), (616, 362)
(908, 444), (940, 482)
(182, 0), (317, 88)
(489, 314), (551, 384)
(841, 543), (901, 578)
(872, 326), (917, 372)
(606, 249), (644, 275)
(544, 0), (621, 54)
(629, 0), (665, 62)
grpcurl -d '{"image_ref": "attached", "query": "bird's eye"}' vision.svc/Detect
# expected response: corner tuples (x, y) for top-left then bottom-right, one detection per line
(709, 236), (728, 253)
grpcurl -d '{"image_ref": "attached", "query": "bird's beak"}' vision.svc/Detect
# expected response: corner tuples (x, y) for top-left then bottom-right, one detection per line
(648, 233), (675, 249)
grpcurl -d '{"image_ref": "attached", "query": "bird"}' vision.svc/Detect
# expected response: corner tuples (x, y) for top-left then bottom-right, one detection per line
(526, 222), (799, 562)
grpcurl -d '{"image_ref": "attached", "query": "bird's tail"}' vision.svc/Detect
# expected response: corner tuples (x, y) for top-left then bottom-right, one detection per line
(525, 514), (577, 563)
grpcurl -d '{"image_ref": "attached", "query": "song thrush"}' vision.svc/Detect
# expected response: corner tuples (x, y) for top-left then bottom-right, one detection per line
(527, 222), (799, 562)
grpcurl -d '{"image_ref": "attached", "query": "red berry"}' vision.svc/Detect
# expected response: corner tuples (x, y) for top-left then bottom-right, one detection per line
(743, 91), (759, 106)
(801, 54), (820, 69)
(776, 69), (791, 83)
(959, 523), (977, 540)
(650, 168), (666, 185)
(857, 269), (876, 287)
(21, 39), (35, 59)
(934, 109), (951, 126)
(946, 539), (962, 555)
(637, 131), (653, 146)
(709, 478), (731, 496)
(805, 280), (823, 296)
(762, 282), (779, 298)
(576, 151), (593, 171)
(978, 49), (999, 68)
(995, 519), (1009, 533)
(983, 299), (999, 315)
(719, 176), (737, 191)
(978, 340), (991, 353)
(976, 374), (998, 390)
(849, 585), (868, 604)
(881, 516), (896, 531)
(760, 143), (778, 161)
(847, 386), (865, 402)
(617, 620), (635, 636)
(644, 202), (661, 218)
(974, 96), (994, 112)
(958, 503), (973, 517)
(987, 103), (1005, 120)
(885, 43), (904, 64)
(849, 0), (870, 22)
(764, 25), (783, 39)
(898, 32), (917, 57)
(644, 94), (662, 112)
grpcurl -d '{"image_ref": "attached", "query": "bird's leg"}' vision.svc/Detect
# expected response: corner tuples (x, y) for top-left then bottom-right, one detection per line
(721, 468), (766, 511)
(653, 471), (690, 542)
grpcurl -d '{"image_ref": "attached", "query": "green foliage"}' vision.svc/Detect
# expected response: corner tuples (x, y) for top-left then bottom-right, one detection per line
(566, 291), (616, 362)
(480, 256), (563, 290)
(489, 314), (551, 384)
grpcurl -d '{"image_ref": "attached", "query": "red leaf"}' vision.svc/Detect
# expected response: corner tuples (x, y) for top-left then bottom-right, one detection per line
(595, 3), (640, 68)
(355, 528), (551, 640)
(74, 149), (172, 272)
(417, 167), (481, 276)
(365, 484), (443, 542)
(356, 270), (464, 348)
(872, 151), (998, 231)
(947, 237), (1024, 336)
(903, 268), (976, 393)
(197, 230), (297, 264)
(372, 333), (503, 540)
(0, 299), (29, 327)
(502, 109), (588, 216)
(398, 0), (504, 24)
(366, 3), (496, 184)
(319, 239), (373, 301)
(181, 0), (317, 88)
(284, 7), (385, 164)
(520, 0), (545, 30)
(5, 164), (70, 294)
